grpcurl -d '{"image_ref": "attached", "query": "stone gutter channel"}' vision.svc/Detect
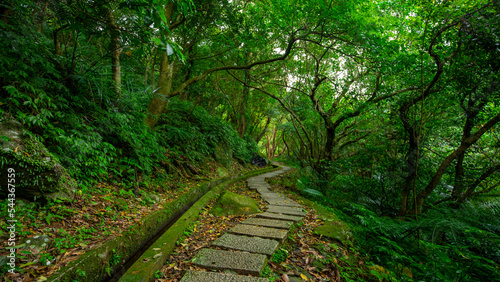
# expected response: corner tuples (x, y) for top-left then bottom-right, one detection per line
(180, 165), (307, 282)
(48, 165), (281, 282)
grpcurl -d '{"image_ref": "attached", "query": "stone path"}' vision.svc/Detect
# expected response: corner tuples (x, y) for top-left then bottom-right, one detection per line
(180, 165), (305, 281)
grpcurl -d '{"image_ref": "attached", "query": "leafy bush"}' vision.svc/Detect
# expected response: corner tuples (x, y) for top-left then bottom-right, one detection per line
(341, 202), (500, 281)
(156, 100), (255, 163)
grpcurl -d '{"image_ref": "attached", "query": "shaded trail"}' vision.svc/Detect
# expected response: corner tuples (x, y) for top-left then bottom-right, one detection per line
(181, 165), (307, 281)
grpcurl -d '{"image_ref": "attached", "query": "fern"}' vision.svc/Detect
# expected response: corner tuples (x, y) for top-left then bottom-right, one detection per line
(341, 202), (500, 281)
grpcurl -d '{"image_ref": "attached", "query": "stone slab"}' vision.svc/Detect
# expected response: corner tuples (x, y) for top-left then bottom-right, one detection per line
(248, 179), (267, 183)
(180, 270), (269, 282)
(249, 185), (270, 190)
(260, 192), (286, 197)
(192, 249), (267, 276)
(259, 192), (280, 196)
(241, 218), (292, 229)
(212, 233), (279, 255)
(260, 195), (288, 201)
(256, 212), (304, 222)
(256, 189), (271, 194)
(266, 205), (307, 216)
(229, 224), (288, 241)
(264, 199), (302, 207)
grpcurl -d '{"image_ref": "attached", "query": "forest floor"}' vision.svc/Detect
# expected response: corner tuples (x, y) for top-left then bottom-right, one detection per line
(0, 161), (253, 282)
(157, 171), (376, 282)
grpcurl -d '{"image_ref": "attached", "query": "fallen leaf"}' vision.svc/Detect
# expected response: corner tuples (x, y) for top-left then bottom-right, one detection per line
(282, 274), (291, 282)
(300, 273), (308, 281)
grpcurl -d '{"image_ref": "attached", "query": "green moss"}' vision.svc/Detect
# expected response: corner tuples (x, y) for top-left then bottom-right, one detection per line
(269, 169), (353, 246)
(303, 200), (353, 246)
(1, 131), (75, 200)
(48, 165), (280, 282)
(211, 191), (260, 216)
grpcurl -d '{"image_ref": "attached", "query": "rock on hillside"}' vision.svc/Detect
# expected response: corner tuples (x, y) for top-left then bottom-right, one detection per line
(0, 117), (76, 202)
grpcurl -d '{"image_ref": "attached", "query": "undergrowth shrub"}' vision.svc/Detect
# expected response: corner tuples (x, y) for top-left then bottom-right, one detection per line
(341, 202), (500, 281)
(291, 159), (500, 281)
(156, 100), (255, 163)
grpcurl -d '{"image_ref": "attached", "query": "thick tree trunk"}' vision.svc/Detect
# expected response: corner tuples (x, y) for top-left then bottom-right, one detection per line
(145, 52), (174, 128)
(107, 10), (122, 97)
(398, 108), (419, 217)
(452, 112), (474, 198)
(237, 69), (250, 138)
(323, 124), (335, 160)
(145, 3), (175, 128)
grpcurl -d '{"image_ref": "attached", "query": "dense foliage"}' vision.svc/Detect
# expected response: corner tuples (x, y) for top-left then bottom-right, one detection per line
(1, 0), (499, 280)
(0, 0), (256, 189)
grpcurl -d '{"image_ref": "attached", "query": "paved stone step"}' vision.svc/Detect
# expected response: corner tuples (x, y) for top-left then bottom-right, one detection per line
(192, 249), (267, 276)
(180, 270), (269, 282)
(260, 195), (289, 202)
(249, 185), (271, 190)
(266, 205), (307, 216)
(260, 192), (286, 197)
(256, 212), (304, 222)
(247, 179), (268, 183)
(241, 217), (292, 229)
(229, 224), (288, 241)
(264, 199), (302, 207)
(256, 189), (271, 194)
(212, 233), (279, 255)
(259, 192), (284, 197)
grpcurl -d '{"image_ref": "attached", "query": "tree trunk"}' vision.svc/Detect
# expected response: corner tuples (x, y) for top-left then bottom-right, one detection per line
(398, 107), (420, 216)
(323, 122), (336, 160)
(237, 69), (250, 138)
(452, 93), (486, 198)
(256, 116), (271, 143)
(106, 10), (122, 98)
(145, 52), (174, 128)
(145, 3), (175, 128)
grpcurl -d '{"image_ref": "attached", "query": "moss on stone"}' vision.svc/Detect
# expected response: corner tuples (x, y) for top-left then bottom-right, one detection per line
(0, 118), (76, 201)
(267, 169), (353, 246)
(49, 165), (280, 282)
(212, 191), (260, 216)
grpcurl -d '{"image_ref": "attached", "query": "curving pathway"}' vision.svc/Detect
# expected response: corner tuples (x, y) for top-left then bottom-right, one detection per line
(180, 166), (306, 281)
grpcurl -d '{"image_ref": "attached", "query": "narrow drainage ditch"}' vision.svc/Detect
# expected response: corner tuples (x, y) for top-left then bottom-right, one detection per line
(103, 168), (276, 282)
(105, 188), (211, 282)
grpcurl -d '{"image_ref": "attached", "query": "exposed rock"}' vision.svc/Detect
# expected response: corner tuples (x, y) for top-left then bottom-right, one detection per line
(212, 191), (260, 216)
(0, 117), (76, 201)
(251, 155), (267, 167)
(23, 234), (50, 254)
(314, 220), (352, 245)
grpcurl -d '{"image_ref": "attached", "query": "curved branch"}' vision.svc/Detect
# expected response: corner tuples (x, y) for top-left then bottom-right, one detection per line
(169, 33), (301, 97)
(226, 70), (316, 160)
